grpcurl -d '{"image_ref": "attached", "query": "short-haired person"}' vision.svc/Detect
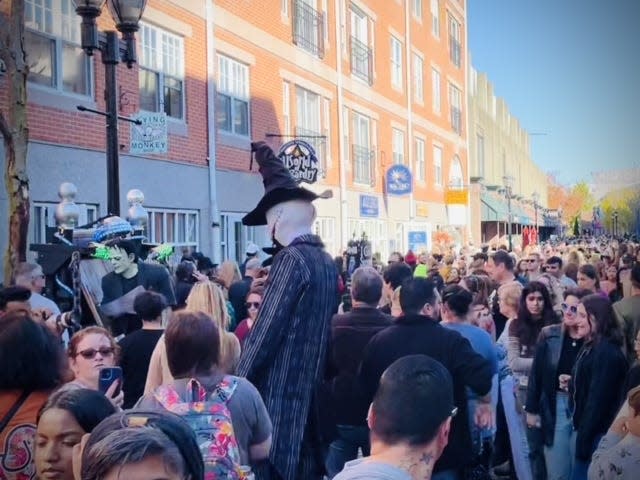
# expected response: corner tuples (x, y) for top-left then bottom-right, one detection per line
(487, 250), (523, 339)
(14, 262), (61, 317)
(335, 355), (456, 480)
(77, 410), (205, 480)
(359, 278), (493, 479)
(380, 262), (413, 315)
(137, 310), (273, 467)
(546, 255), (578, 288)
(325, 267), (393, 478)
(0, 285), (32, 317)
(613, 264), (640, 365)
(119, 291), (167, 408)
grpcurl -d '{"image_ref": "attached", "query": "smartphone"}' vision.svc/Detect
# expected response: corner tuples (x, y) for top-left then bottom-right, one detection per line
(98, 367), (122, 396)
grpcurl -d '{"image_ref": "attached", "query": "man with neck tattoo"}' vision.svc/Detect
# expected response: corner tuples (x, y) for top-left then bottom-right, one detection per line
(335, 355), (455, 480)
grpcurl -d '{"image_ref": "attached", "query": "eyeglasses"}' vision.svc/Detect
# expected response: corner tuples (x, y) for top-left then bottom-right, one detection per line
(561, 303), (578, 315)
(76, 347), (115, 359)
(245, 302), (261, 309)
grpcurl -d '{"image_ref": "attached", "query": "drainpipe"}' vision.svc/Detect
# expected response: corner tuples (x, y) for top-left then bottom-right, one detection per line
(405, 2), (414, 226)
(334, 0), (348, 249)
(205, 0), (221, 264)
(463, 6), (471, 245)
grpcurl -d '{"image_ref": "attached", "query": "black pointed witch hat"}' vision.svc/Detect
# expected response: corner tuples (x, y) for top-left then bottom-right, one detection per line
(242, 141), (332, 226)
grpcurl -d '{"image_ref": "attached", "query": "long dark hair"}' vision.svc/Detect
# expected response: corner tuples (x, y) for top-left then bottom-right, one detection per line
(511, 281), (557, 347)
(581, 294), (623, 346)
(0, 313), (65, 391)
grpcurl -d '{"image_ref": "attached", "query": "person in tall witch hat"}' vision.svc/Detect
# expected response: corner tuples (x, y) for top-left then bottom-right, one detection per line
(238, 141), (338, 480)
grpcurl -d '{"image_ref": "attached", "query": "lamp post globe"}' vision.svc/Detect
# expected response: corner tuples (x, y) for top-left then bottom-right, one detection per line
(107, 0), (148, 66)
(75, 0), (107, 54)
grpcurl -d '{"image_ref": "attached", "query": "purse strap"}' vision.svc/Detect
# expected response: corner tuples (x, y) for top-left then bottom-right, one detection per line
(0, 390), (31, 433)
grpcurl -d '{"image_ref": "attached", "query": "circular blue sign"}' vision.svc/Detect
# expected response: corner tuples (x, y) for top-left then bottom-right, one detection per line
(386, 164), (413, 196)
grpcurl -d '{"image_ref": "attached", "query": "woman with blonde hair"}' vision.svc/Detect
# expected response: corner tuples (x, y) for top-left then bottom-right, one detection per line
(145, 281), (241, 394)
(217, 260), (242, 290)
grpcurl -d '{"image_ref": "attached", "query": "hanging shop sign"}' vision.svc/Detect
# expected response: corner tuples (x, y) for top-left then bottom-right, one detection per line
(385, 164), (413, 196)
(130, 112), (168, 154)
(445, 188), (469, 205)
(277, 140), (319, 184)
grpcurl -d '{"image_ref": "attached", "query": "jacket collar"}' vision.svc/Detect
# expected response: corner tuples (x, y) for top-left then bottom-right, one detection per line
(395, 313), (438, 325)
(289, 234), (324, 248)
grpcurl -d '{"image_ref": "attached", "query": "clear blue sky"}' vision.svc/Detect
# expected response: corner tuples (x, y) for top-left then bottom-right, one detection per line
(467, 0), (640, 186)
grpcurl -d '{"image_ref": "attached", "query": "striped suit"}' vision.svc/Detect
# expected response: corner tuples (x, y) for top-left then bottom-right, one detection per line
(237, 234), (338, 480)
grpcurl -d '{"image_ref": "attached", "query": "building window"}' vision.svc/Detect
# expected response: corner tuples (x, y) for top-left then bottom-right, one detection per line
(413, 53), (424, 103)
(415, 138), (425, 182)
(390, 36), (403, 89)
(477, 133), (485, 177)
(282, 0), (289, 17)
(352, 111), (373, 185)
(314, 217), (336, 255)
(348, 219), (387, 259)
(32, 202), (97, 244)
(413, 0), (423, 20)
(24, 0), (91, 96)
(216, 55), (250, 136)
(342, 106), (350, 165)
(449, 84), (462, 134)
(147, 208), (199, 252)
(449, 155), (464, 188)
(138, 23), (185, 119)
(448, 14), (461, 68)
(296, 86), (326, 171)
(431, 67), (441, 113)
(392, 128), (404, 165)
(433, 145), (443, 186)
(293, 0), (325, 58)
(431, 0), (440, 38)
(350, 6), (373, 84)
(283, 82), (291, 135)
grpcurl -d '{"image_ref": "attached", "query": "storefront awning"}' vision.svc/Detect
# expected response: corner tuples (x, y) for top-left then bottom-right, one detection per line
(512, 206), (533, 226)
(481, 194), (507, 222)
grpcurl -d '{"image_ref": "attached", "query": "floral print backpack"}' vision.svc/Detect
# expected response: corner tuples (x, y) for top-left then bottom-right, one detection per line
(154, 377), (243, 479)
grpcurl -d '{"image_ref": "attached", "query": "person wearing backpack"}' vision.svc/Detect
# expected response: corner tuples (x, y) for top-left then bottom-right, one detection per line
(137, 310), (272, 477)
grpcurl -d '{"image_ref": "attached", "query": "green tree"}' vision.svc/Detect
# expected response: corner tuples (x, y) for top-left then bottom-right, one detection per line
(572, 217), (580, 237)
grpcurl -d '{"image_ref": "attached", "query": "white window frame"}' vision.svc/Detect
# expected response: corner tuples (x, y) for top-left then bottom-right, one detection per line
(431, 67), (441, 114)
(449, 155), (464, 188)
(31, 202), (98, 244)
(413, 53), (424, 103)
(448, 13), (462, 68)
(415, 137), (426, 182)
(413, 0), (423, 20)
(138, 23), (186, 120)
(314, 217), (336, 256)
(296, 86), (326, 171)
(220, 213), (259, 264)
(433, 144), (443, 186)
(281, 0), (289, 17)
(352, 111), (372, 185)
(392, 128), (405, 165)
(24, 0), (93, 97)
(348, 218), (388, 260)
(217, 54), (250, 137)
(147, 208), (199, 251)
(431, 0), (440, 38)
(390, 35), (403, 89)
(449, 83), (462, 134)
(283, 81), (291, 135)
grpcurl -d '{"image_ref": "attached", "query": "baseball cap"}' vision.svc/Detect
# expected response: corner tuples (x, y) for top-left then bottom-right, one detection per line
(246, 243), (259, 255)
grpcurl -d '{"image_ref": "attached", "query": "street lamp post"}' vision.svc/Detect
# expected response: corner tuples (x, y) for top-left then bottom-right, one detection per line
(75, 0), (147, 216)
(613, 210), (619, 237)
(503, 175), (514, 251)
(532, 191), (540, 236)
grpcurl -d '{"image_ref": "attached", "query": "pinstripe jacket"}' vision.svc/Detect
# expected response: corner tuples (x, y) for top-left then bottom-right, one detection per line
(237, 234), (338, 480)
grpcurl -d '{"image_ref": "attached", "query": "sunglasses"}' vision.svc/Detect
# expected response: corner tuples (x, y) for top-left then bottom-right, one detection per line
(76, 347), (115, 359)
(561, 303), (578, 315)
(245, 302), (261, 309)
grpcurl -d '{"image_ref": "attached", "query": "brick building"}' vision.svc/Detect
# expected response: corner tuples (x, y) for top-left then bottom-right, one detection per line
(0, 0), (469, 273)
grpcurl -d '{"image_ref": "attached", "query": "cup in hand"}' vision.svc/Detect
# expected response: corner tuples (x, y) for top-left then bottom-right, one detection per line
(559, 374), (571, 391)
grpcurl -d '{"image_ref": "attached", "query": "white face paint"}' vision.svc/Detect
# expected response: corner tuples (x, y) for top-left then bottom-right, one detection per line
(266, 200), (315, 247)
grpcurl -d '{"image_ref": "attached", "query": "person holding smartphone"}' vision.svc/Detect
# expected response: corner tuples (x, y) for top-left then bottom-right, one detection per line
(58, 327), (124, 409)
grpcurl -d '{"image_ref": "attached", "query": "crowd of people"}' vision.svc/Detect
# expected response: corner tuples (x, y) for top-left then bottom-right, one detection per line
(1, 235), (640, 480)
